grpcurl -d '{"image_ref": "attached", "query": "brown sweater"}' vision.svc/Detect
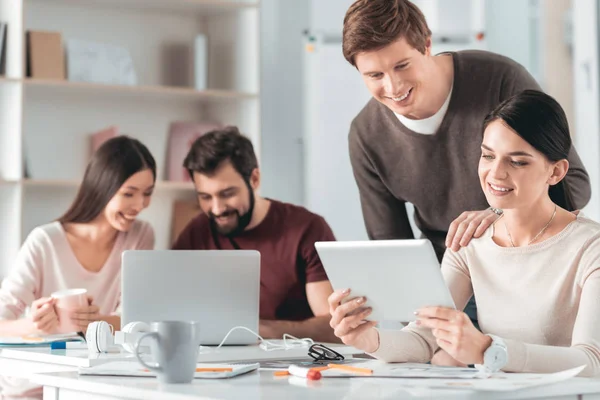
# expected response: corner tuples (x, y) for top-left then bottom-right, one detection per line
(349, 50), (591, 261)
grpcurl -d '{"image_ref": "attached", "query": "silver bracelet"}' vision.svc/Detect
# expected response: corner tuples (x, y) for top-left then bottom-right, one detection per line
(489, 207), (503, 216)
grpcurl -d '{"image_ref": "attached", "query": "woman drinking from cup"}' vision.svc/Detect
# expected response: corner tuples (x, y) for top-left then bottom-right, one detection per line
(0, 136), (156, 336)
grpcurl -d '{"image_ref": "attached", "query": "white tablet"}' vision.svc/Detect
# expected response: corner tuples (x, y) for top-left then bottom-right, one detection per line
(315, 239), (455, 323)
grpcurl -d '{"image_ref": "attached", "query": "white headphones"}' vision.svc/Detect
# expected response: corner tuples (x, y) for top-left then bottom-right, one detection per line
(118, 321), (151, 353)
(86, 321), (114, 353)
(86, 321), (150, 354)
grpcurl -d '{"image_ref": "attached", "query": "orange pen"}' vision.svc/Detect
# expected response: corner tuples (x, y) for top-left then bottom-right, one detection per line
(327, 364), (373, 375)
(143, 367), (234, 373)
(195, 367), (233, 372)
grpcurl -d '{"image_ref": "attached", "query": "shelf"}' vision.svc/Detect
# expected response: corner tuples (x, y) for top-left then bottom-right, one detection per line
(21, 79), (258, 102)
(28, 0), (260, 15)
(19, 179), (195, 191)
(0, 77), (21, 84)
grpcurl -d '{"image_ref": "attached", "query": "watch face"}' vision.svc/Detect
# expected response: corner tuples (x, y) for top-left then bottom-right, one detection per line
(485, 345), (507, 370)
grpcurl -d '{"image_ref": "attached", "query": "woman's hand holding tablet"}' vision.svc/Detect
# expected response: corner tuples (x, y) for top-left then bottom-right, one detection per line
(328, 289), (380, 353)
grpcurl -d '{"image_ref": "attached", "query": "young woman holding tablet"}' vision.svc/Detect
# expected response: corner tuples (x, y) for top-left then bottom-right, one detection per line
(328, 90), (600, 376)
(0, 136), (156, 336)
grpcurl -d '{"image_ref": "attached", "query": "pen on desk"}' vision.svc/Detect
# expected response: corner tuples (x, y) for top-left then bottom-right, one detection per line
(50, 341), (88, 350)
(142, 367), (234, 373)
(195, 367), (233, 372)
(327, 364), (373, 375)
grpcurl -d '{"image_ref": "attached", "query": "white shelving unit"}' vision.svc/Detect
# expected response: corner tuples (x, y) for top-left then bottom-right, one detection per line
(0, 0), (260, 277)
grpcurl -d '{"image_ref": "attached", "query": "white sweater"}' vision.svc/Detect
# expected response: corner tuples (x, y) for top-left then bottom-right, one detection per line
(0, 220), (154, 319)
(371, 214), (600, 377)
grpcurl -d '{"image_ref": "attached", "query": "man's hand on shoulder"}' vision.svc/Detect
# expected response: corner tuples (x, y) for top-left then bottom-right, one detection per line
(446, 208), (501, 252)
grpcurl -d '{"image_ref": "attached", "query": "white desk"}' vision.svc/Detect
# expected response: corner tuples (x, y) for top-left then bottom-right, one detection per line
(2, 348), (600, 400)
(26, 369), (600, 400)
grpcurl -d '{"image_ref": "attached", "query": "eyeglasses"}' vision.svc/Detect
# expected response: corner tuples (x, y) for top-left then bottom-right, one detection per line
(308, 344), (345, 362)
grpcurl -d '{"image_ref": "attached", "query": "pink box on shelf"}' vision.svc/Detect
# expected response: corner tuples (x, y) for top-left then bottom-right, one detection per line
(166, 121), (221, 182)
(91, 126), (119, 155)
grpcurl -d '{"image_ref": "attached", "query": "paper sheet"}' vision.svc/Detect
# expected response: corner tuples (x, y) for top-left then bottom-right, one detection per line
(79, 362), (259, 379)
(323, 361), (586, 392)
(326, 363), (483, 379)
(0, 333), (83, 347)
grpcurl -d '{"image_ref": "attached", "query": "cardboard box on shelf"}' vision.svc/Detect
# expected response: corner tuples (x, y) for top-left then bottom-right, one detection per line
(26, 30), (66, 80)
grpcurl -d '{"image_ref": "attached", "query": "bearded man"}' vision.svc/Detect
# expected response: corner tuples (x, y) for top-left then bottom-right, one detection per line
(173, 126), (338, 342)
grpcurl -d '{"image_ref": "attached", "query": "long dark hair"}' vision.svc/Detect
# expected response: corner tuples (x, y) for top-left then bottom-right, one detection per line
(58, 136), (156, 224)
(483, 89), (574, 211)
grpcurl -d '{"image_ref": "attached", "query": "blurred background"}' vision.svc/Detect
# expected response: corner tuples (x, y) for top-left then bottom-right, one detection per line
(0, 0), (599, 275)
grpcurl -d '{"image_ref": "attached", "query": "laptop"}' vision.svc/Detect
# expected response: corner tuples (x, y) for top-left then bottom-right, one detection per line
(315, 239), (455, 324)
(121, 250), (260, 345)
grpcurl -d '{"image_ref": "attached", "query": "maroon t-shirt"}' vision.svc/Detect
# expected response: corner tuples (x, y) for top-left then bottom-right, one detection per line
(172, 200), (335, 321)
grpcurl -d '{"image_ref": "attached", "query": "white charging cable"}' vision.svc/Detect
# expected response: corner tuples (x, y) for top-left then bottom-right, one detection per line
(207, 326), (314, 351)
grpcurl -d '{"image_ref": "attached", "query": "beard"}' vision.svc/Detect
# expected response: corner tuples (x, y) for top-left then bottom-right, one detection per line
(209, 183), (255, 237)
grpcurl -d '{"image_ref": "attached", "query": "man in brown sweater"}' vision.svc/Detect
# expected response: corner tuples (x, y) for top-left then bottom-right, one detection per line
(344, 0), (591, 261)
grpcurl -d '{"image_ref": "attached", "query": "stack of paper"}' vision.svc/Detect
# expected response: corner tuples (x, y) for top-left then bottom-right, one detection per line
(79, 362), (259, 379)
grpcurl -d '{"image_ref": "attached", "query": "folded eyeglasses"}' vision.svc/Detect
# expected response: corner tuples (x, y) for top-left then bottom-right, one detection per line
(308, 343), (345, 362)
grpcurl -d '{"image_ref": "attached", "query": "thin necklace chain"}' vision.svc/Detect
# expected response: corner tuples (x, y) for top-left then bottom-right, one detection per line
(504, 204), (557, 247)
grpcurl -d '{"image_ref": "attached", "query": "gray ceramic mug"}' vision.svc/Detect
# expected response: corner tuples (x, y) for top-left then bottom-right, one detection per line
(134, 321), (201, 384)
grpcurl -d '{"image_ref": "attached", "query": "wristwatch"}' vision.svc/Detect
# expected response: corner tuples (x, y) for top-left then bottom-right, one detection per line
(475, 334), (508, 373)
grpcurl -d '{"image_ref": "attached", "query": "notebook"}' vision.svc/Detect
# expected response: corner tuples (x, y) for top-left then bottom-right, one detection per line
(79, 362), (259, 379)
(0, 332), (84, 347)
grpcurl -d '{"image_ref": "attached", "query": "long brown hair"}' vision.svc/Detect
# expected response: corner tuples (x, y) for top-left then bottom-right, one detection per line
(58, 136), (156, 224)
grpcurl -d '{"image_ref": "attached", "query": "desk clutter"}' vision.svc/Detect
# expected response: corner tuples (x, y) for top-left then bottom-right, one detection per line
(0, 342), (587, 392)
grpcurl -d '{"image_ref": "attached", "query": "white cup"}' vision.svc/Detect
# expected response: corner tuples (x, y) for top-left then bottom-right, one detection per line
(51, 288), (88, 333)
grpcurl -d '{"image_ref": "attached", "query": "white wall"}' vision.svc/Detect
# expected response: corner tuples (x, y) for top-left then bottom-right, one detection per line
(303, 36), (370, 240)
(259, 0), (308, 205)
(484, 0), (542, 81)
(259, 0), (352, 206)
(309, 0), (353, 36)
(540, 0), (575, 132)
(573, 0), (600, 220)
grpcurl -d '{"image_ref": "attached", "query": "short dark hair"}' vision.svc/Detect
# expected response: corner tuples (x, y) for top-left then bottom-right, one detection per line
(183, 126), (258, 182)
(483, 90), (574, 211)
(58, 136), (156, 224)
(343, 0), (432, 66)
